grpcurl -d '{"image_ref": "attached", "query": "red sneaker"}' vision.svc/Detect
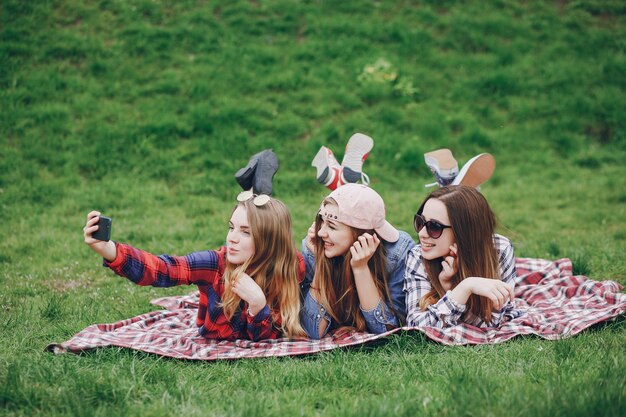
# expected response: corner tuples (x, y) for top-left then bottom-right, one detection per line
(312, 146), (342, 190)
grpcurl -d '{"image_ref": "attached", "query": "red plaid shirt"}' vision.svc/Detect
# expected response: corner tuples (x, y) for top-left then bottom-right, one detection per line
(105, 242), (306, 341)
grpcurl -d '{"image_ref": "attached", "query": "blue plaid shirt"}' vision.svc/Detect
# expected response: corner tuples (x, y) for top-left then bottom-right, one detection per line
(404, 234), (522, 328)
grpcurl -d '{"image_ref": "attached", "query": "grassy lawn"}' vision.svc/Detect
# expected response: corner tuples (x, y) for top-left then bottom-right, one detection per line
(1, 0), (625, 416)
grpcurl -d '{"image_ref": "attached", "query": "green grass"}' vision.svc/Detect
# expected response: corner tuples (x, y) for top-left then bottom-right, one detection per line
(1, 0), (625, 416)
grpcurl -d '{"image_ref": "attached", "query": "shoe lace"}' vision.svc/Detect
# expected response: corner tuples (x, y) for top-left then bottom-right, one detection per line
(360, 171), (370, 185)
(425, 170), (456, 188)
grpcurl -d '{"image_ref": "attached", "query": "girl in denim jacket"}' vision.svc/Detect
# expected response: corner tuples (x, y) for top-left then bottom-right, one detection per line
(300, 184), (414, 339)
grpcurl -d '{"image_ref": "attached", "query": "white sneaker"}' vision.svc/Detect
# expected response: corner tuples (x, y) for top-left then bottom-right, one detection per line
(312, 146), (342, 190)
(341, 133), (373, 184)
(451, 153), (495, 188)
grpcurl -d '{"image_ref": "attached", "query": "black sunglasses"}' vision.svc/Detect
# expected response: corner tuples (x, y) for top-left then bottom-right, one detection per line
(413, 213), (452, 239)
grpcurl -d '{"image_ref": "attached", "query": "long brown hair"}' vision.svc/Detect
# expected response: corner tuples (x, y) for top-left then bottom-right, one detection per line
(221, 198), (306, 338)
(418, 186), (500, 323)
(311, 198), (394, 331)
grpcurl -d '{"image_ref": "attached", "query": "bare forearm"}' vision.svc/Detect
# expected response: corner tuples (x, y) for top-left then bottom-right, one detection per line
(448, 279), (472, 306)
(247, 299), (267, 317)
(352, 266), (382, 311)
(93, 240), (117, 262)
(447, 277), (514, 311)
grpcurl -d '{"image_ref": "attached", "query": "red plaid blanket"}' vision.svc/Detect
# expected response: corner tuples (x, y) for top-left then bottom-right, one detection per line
(47, 258), (625, 359)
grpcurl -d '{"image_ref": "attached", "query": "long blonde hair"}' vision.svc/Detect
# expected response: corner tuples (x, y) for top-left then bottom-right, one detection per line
(418, 186), (500, 322)
(221, 198), (305, 338)
(311, 198), (394, 331)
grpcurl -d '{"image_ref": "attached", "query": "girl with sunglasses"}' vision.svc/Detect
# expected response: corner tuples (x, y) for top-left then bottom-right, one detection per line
(404, 185), (522, 328)
(82, 193), (306, 341)
(300, 184), (415, 339)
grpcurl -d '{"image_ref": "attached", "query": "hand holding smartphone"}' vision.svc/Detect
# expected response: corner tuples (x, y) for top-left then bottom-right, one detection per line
(92, 216), (112, 241)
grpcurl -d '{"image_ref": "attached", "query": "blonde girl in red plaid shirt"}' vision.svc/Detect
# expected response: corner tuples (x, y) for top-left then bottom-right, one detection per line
(83, 196), (307, 341)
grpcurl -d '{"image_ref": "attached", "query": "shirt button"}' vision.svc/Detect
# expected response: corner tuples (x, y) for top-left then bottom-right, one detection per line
(316, 315), (320, 318)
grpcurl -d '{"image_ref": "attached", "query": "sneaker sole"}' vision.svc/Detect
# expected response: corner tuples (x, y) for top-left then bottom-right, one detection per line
(235, 149), (267, 190)
(234, 165), (256, 190)
(424, 148), (458, 177)
(452, 153), (495, 187)
(342, 133), (373, 183)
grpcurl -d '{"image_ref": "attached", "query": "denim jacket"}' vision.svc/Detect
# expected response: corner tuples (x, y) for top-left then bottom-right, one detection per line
(300, 231), (415, 339)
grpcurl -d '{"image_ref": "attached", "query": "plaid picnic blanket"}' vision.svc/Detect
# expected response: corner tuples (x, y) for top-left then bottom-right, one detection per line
(47, 258), (625, 359)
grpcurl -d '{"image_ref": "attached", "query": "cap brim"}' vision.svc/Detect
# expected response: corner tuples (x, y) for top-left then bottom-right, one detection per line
(375, 221), (399, 243)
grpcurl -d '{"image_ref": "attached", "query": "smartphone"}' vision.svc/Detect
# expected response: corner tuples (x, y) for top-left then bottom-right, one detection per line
(92, 216), (112, 241)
